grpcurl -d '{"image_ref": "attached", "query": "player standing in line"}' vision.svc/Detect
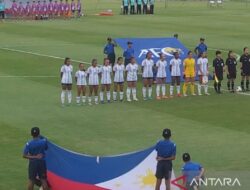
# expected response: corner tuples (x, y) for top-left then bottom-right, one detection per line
(194, 38), (207, 56)
(142, 0), (147, 14)
(76, 0), (81, 17)
(31, 0), (36, 19)
(142, 52), (154, 100)
(58, 0), (64, 18)
(182, 153), (205, 190)
(226, 50), (237, 93)
(240, 47), (250, 91)
(60, 57), (73, 106)
(130, 0), (135, 14)
(35, 1), (41, 19)
(183, 51), (196, 96)
(41, 0), (48, 19)
(71, 0), (76, 17)
(113, 57), (125, 102)
(197, 52), (210, 96)
(126, 57), (139, 102)
(53, 0), (59, 18)
(75, 63), (87, 105)
(104, 37), (117, 67)
(48, 0), (54, 19)
(23, 127), (49, 190)
(87, 59), (100, 105)
(213, 50), (225, 94)
(123, 41), (134, 67)
(156, 53), (168, 100)
(11, 0), (18, 19)
(25, 1), (31, 19)
(169, 52), (182, 97)
(136, 0), (142, 14)
(155, 128), (176, 190)
(18, 2), (25, 19)
(100, 58), (112, 104)
(123, 0), (129, 15)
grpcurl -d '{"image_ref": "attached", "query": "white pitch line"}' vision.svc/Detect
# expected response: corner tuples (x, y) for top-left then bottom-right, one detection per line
(0, 47), (92, 65)
(0, 75), (57, 78)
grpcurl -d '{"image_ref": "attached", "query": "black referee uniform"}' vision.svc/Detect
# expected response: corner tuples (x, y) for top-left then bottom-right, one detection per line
(226, 57), (237, 92)
(213, 57), (224, 93)
(240, 54), (250, 91)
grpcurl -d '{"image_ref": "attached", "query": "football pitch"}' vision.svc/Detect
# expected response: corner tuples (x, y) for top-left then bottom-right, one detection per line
(0, 0), (250, 189)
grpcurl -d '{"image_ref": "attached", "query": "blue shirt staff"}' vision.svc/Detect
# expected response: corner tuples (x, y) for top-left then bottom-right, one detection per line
(0, 0), (5, 19)
(123, 41), (135, 66)
(103, 37), (117, 67)
(195, 38), (208, 55)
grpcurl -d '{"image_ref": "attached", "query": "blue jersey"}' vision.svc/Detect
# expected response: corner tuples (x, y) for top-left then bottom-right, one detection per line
(130, 0), (135, 5)
(23, 137), (48, 161)
(137, 0), (142, 5)
(123, 48), (134, 60)
(104, 43), (115, 55)
(123, 0), (129, 6)
(182, 162), (203, 183)
(195, 43), (207, 54)
(155, 139), (176, 158)
(0, 2), (5, 11)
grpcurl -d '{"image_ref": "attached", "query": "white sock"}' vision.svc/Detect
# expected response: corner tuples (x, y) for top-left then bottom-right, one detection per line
(82, 96), (86, 103)
(67, 90), (72, 104)
(88, 96), (92, 103)
(107, 91), (111, 101)
(205, 85), (208, 94)
(113, 91), (117, 101)
(76, 96), (81, 104)
(156, 85), (160, 97)
(120, 92), (124, 100)
(100, 91), (104, 101)
(95, 96), (98, 103)
(127, 88), (131, 99)
(162, 84), (166, 96)
(148, 87), (152, 98)
(132, 88), (137, 99)
(170, 86), (174, 96)
(177, 85), (181, 94)
(61, 90), (66, 104)
(198, 84), (201, 95)
(142, 87), (146, 98)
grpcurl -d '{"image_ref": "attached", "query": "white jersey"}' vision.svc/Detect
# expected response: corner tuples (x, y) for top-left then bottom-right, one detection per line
(100, 65), (112, 84)
(126, 63), (138, 82)
(156, 60), (167, 78)
(141, 59), (154, 78)
(61, 64), (73, 84)
(197, 57), (208, 75)
(87, 66), (100, 85)
(170, 58), (182, 76)
(75, 70), (87, 86)
(113, 64), (125, 83)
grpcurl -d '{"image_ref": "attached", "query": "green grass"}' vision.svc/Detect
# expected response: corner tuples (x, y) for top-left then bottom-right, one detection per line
(0, 0), (250, 189)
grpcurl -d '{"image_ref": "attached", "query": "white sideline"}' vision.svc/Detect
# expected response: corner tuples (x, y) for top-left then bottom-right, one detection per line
(0, 47), (92, 65)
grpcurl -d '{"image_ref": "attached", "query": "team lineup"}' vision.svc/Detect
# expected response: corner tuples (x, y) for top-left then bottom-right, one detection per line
(60, 37), (250, 106)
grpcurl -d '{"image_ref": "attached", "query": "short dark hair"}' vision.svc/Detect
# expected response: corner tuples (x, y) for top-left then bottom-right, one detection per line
(31, 127), (40, 137)
(64, 57), (70, 64)
(200, 38), (205, 41)
(228, 50), (233, 58)
(182, 153), (191, 162)
(117, 57), (123, 62)
(162, 128), (171, 139)
(243, 47), (248, 52)
(187, 51), (192, 55)
(216, 50), (221, 55)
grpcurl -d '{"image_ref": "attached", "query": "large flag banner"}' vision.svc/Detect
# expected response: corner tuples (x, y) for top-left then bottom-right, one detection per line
(115, 37), (190, 83)
(46, 141), (180, 190)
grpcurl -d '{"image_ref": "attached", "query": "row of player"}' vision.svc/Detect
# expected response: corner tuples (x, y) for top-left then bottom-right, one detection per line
(60, 47), (250, 106)
(9, 0), (82, 19)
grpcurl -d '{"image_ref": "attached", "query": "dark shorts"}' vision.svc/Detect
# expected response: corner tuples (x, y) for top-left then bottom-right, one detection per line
(227, 72), (236, 79)
(0, 11), (4, 19)
(241, 69), (250, 76)
(29, 160), (47, 181)
(143, 77), (153, 80)
(214, 73), (223, 81)
(155, 161), (172, 180)
(61, 83), (72, 86)
(114, 82), (124, 85)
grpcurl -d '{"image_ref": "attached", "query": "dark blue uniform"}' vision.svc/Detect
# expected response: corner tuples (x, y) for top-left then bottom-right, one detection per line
(240, 54), (250, 76)
(182, 162), (203, 189)
(213, 57), (224, 93)
(104, 43), (116, 66)
(226, 57), (237, 79)
(155, 140), (176, 180)
(195, 43), (207, 55)
(23, 137), (48, 181)
(123, 47), (135, 66)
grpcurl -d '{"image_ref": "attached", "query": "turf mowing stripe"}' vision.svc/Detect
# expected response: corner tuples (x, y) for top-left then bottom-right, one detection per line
(0, 75), (58, 78)
(0, 47), (92, 65)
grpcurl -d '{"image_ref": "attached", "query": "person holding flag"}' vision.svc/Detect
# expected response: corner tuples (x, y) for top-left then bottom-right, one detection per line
(103, 37), (117, 67)
(183, 51), (196, 96)
(213, 50), (225, 94)
(182, 153), (205, 190)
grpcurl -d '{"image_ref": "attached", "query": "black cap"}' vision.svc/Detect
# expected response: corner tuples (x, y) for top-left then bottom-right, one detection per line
(107, 37), (112, 41)
(31, 127), (40, 137)
(162, 128), (171, 138)
(200, 37), (205, 41)
(183, 153), (191, 162)
(127, 41), (133, 45)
